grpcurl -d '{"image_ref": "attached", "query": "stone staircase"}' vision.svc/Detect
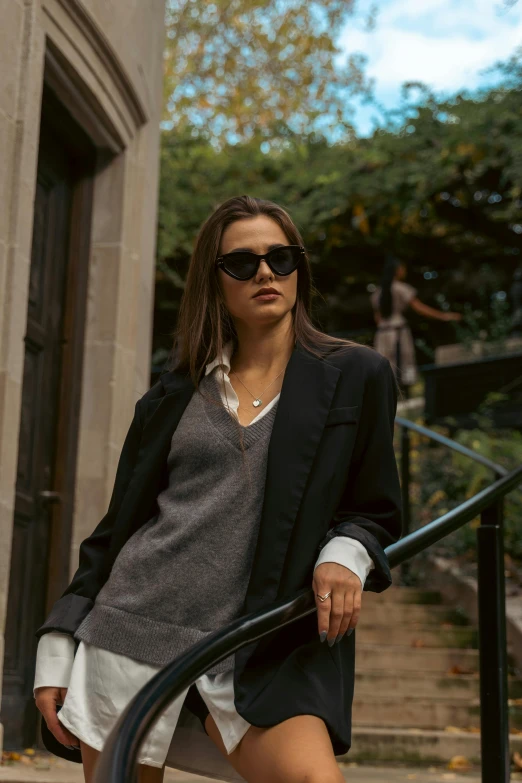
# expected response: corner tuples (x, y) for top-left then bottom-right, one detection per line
(348, 585), (522, 765)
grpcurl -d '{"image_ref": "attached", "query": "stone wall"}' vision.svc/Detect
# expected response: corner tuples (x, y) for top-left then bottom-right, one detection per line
(0, 0), (165, 749)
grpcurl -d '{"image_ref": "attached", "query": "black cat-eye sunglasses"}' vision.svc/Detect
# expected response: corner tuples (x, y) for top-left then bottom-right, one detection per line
(215, 245), (305, 281)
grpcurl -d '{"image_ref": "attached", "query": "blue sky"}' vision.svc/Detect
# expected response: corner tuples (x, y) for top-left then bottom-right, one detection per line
(338, 0), (522, 135)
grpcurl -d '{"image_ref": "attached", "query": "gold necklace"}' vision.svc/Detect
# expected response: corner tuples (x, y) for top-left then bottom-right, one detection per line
(231, 367), (286, 408)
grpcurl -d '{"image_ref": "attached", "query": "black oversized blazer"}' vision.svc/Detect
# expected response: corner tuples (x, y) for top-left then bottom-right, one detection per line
(36, 340), (402, 761)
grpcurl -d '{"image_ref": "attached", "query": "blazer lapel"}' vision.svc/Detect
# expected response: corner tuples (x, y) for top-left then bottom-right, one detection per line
(243, 341), (341, 613)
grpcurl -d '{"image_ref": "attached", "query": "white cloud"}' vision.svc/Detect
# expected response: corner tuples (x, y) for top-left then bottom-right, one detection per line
(378, 0), (519, 36)
(339, 0), (522, 95)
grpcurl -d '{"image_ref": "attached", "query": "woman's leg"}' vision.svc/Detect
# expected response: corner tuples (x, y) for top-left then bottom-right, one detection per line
(80, 741), (165, 783)
(204, 713), (344, 783)
(80, 741), (101, 783)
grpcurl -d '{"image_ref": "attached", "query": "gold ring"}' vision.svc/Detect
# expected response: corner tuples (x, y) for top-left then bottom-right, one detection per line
(317, 591), (332, 602)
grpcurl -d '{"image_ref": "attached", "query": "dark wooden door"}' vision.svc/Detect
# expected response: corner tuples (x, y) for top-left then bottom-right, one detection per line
(1, 88), (95, 748)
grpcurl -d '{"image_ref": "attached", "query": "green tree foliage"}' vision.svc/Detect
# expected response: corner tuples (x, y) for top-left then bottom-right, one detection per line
(408, 422), (522, 564)
(154, 54), (522, 364)
(163, 0), (373, 144)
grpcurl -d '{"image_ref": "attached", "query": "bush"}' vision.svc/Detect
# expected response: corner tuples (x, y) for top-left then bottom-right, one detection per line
(404, 420), (522, 563)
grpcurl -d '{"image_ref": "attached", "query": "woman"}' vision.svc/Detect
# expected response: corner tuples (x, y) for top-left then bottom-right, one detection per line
(34, 196), (402, 783)
(370, 255), (461, 386)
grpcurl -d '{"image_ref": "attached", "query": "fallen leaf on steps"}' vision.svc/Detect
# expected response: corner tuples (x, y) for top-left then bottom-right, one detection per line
(2, 751), (21, 761)
(447, 665), (473, 675)
(443, 725), (481, 734)
(514, 751), (522, 770)
(509, 697), (522, 706)
(448, 755), (471, 771)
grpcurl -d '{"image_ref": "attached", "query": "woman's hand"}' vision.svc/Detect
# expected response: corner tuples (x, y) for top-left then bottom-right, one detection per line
(34, 687), (79, 748)
(313, 562), (362, 646)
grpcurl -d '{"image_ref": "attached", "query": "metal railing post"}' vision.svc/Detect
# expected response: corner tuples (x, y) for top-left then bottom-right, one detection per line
(396, 324), (411, 583)
(477, 495), (510, 783)
(395, 324), (403, 389)
(400, 423), (411, 583)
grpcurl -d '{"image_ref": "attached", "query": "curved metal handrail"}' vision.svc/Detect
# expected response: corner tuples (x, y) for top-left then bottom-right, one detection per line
(94, 461), (522, 783)
(387, 462), (521, 563)
(395, 416), (506, 477)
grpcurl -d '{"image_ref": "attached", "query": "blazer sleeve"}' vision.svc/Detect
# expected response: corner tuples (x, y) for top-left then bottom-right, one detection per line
(35, 399), (144, 639)
(317, 355), (402, 592)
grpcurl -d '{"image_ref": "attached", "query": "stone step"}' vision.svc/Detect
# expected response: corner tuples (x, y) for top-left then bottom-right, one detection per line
(353, 696), (479, 731)
(353, 695), (522, 731)
(365, 587), (444, 605)
(346, 726), (522, 765)
(359, 603), (469, 627)
(355, 643), (480, 673)
(355, 625), (477, 649)
(0, 757), (488, 783)
(351, 585), (522, 764)
(354, 670), (478, 700)
(354, 670), (522, 700)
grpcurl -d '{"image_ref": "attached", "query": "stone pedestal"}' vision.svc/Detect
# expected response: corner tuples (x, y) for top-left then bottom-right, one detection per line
(435, 337), (522, 365)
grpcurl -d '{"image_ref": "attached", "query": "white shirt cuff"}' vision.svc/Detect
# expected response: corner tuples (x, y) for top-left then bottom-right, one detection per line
(314, 537), (374, 588)
(33, 632), (76, 696)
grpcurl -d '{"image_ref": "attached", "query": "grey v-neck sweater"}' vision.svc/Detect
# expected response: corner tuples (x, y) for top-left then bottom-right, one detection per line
(74, 374), (278, 673)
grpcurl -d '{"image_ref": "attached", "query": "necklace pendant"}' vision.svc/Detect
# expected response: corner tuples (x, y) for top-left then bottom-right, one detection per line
(252, 399), (262, 408)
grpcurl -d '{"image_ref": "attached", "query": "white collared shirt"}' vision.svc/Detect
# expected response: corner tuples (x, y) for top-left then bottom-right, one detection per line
(204, 339), (281, 425)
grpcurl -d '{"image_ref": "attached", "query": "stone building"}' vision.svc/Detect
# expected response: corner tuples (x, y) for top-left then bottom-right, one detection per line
(0, 0), (165, 749)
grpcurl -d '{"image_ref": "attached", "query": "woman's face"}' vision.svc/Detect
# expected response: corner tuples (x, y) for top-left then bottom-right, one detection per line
(217, 215), (298, 329)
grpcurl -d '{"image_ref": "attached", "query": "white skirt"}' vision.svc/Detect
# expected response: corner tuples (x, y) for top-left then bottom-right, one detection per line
(57, 641), (250, 782)
(374, 320), (418, 386)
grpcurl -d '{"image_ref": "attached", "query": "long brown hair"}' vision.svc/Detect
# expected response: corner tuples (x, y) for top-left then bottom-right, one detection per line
(168, 195), (357, 383)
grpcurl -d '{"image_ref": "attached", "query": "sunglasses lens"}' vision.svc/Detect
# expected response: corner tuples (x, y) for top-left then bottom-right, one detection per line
(220, 246), (302, 279)
(268, 246), (300, 275)
(222, 253), (259, 280)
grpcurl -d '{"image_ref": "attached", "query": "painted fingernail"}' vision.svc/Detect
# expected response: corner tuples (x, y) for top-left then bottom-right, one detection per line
(327, 637), (335, 647)
(347, 628), (354, 636)
(335, 634), (343, 644)
(319, 630), (327, 642)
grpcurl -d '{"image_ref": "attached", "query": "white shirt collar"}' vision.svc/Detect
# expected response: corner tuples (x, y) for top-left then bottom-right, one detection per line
(204, 340), (235, 377)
